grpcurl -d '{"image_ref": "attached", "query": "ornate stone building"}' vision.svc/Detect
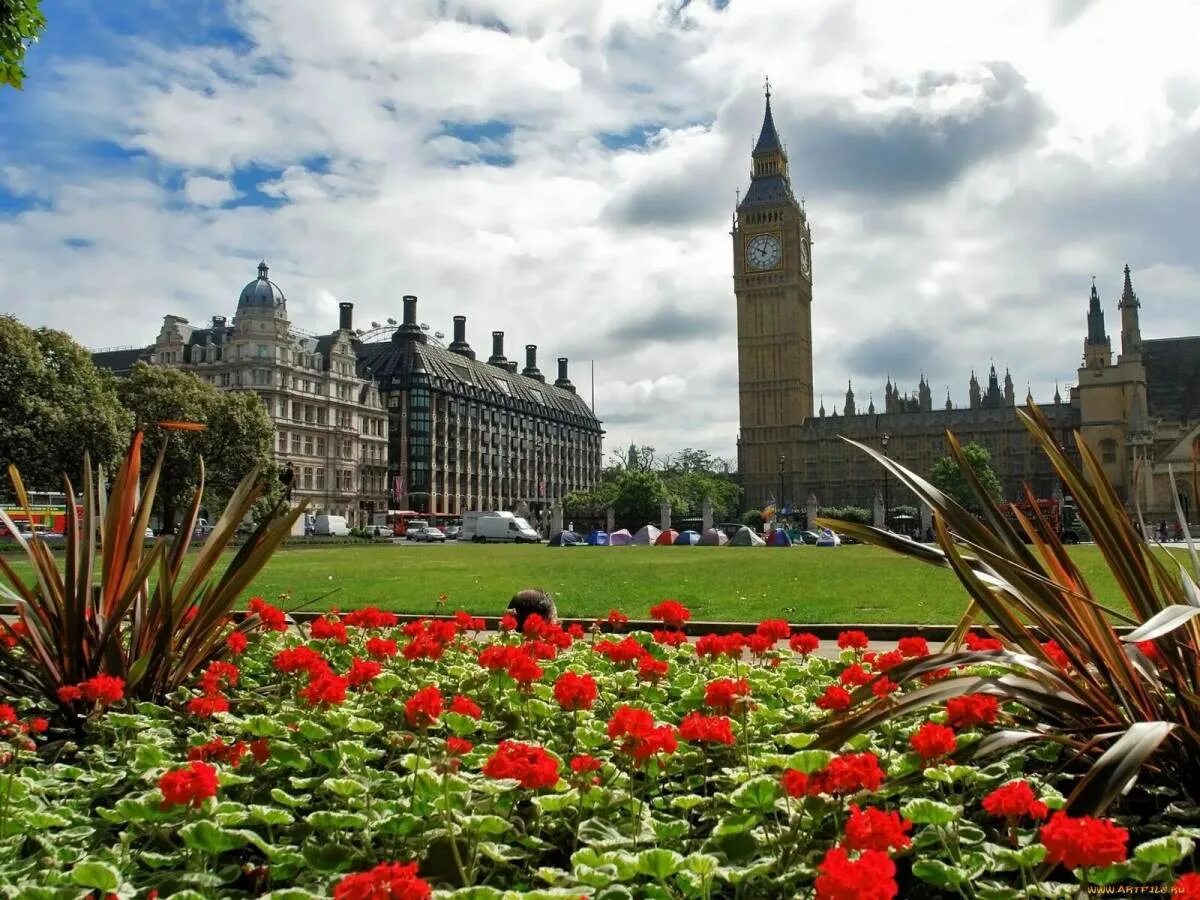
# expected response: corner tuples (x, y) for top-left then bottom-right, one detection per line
(734, 89), (1200, 519)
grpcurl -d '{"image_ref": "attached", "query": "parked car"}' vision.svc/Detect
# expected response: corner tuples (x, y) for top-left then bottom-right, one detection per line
(404, 519), (430, 541)
(443, 525), (462, 540)
(145, 527), (156, 539)
(413, 525), (446, 543)
(17, 525), (63, 542)
(795, 530), (820, 545)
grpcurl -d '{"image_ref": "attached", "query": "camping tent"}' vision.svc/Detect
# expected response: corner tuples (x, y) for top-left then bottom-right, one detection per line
(673, 530), (701, 545)
(631, 524), (661, 545)
(730, 526), (766, 547)
(585, 530), (610, 546)
(655, 528), (681, 545)
(815, 527), (841, 547)
(697, 528), (729, 546)
(609, 528), (633, 546)
(766, 529), (794, 547)
(548, 530), (583, 547)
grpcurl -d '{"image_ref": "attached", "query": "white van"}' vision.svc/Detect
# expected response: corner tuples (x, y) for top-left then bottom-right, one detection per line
(475, 514), (540, 543)
(314, 514), (350, 537)
(461, 510), (507, 541)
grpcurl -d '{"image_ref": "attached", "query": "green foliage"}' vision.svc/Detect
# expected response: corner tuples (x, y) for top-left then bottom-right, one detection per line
(0, 431), (305, 708)
(816, 505), (871, 526)
(0, 316), (132, 486)
(741, 509), (763, 530)
(117, 363), (275, 531)
(610, 469), (670, 531)
(929, 441), (1004, 511)
(0, 0), (45, 89)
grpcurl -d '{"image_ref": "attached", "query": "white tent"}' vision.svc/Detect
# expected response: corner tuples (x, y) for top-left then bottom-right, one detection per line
(631, 524), (661, 545)
(815, 527), (842, 547)
(730, 526), (766, 547)
(609, 528), (633, 546)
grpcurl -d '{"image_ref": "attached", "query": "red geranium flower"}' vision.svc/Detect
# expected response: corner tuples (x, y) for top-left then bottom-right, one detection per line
(781, 768), (809, 797)
(446, 737), (473, 756)
(872, 650), (905, 672)
(311, 616), (348, 644)
(653, 629), (688, 647)
(299, 670), (348, 707)
(505, 649), (544, 686)
(0, 704), (15, 725)
(649, 600), (692, 629)
(837, 630), (870, 651)
(343, 607), (398, 629)
(1042, 639), (1071, 670)
(453, 610), (486, 632)
(607, 705), (678, 764)
(695, 632), (745, 659)
(839, 664), (872, 687)
(159, 761), (219, 810)
(814, 847), (897, 900)
(498, 613), (518, 632)
(248, 597), (288, 632)
(366, 637), (399, 659)
(755, 618), (791, 641)
(910, 722), (957, 762)
(482, 741), (560, 789)
(981, 780), (1048, 821)
(250, 738), (271, 764)
(198, 661), (239, 695)
(605, 609), (630, 628)
(1040, 811), (1128, 870)
(790, 632), (820, 655)
(403, 632), (446, 662)
(553, 672), (598, 711)
(24, 717), (48, 733)
(188, 738), (246, 767)
(897, 636), (929, 658)
(945, 694), (999, 729)
(816, 685), (853, 712)
(226, 631), (248, 655)
(274, 646), (330, 677)
(1173, 873), (1200, 899)
(1136, 640), (1165, 665)
(79, 675), (125, 706)
(637, 655), (670, 682)
(478, 644), (512, 671)
(570, 754), (603, 774)
(346, 657), (382, 688)
(333, 861), (432, 900)
(593, 636), (648, 667)
(810, 752), (886, 795)
(57, 685), (83, 703)
(187, 695), (230, 717)
(404, 685), (444, 729)
(703, 677), (750, 714)
(449, 695), (482, 719)
(871, 677), (900, 698)
(746, 633), (772, 657)
(843, 804), (913, 853)
(678, 711), (735, 746)
(965, 632), (1003, 652)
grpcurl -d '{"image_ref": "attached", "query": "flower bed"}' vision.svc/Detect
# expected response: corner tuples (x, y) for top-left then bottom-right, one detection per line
(1, 602), (1198, 899)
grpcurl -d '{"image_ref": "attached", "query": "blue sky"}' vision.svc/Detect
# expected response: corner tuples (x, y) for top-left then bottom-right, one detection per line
(2, 0), (1199, 459)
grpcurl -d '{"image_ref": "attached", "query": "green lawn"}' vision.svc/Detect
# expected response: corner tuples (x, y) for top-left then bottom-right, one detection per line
(3, 541), (1153, 624)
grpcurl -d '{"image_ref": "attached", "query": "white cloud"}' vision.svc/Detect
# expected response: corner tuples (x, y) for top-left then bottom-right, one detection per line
(2, 0), (1199, 462)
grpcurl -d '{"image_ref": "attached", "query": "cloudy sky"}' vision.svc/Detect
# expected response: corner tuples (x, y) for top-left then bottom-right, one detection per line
(2, 0), (1198, 463)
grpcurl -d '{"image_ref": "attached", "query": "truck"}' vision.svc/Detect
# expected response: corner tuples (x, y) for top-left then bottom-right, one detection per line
(314, 514), (350, 537)
(1003, 498), (1091, 544)
(469, 512), (540, 543)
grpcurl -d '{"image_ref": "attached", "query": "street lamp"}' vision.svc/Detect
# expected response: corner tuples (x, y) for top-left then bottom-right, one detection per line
(778, 454), (786, 527)
(880, 433), (891, 530)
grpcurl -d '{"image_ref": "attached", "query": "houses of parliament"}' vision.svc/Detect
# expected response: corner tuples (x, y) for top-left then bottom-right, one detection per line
(735, 87), (1200, 519)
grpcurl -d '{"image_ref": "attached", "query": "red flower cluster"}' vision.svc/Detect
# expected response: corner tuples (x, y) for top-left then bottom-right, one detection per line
(187, 695), (230, 717)
(311, 616), (349, 644)
(199, 661), (239, 694)
(248, 597), (288, 632)
(897, 636), (930, 658)
(695, 633), (745, 659)
(274, 646), (329, 676)
(188, 737), (248, 767)
(981, 780), (1048, 821)
(649, 600), (691, 629)
(346, 657), (382, 688)
(593, 636), (649, 667)
(870, 650), (905, 672)
(446, 737), (473, 756)
(605, 610), (629, 629)
(607, 705), (678, 764)
(1174, 874), (1200, 898)
(449, 695), (482, 719)
(910, 722), (957, 762)
(505, 648), (544, 687)
(1136, 640), (1165, 665)
(299, 670), (349, 707)
(837, 630), (870, 651)
(843, 804), (912, 853)
(366, 637), (399, 659)
(498, 613), (518, 632)
(58, 675), (125, 707)
(945, 694), (999, 729)
(814, 847), (897, 900)
(1040, 811), (1128, 870)
(482, 741), (560, 789)
(570, 754), (603, 775)
(652, 629), (688, 647)
(453, 610), (486, 632)
(965, 632), (1003, 652)
(0, 619), (27, 649)
(839, 664), (872, 687)
(225, 631), (248, 655)
(405, 685), (443, 729)
(342, 606), (398, 629)
(789, 632), (820, 655)
(158, 761), (219, 810)
(871, 677), (900, 698)
(1042, 639), (1071, 670)
(678, 712), (735, 746)
(704, 678), (751, 714)
(402, 618), (460, 661)
(755, 618), (791, 641)
(553, 672), (598, 711)
(333, 861), (432, 900)
(811, 752), (887, 796)
(637, 655), (669, 682)
(816, 685), (853, 712)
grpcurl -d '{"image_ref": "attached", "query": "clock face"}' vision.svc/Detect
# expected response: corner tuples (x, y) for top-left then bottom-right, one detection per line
(800, 239), (810, 277)
(745, 233), (782, 270)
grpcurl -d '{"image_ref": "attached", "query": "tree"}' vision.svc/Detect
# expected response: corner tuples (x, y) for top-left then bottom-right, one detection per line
(117, 363), (276, 532)
(1, 0), (46, 89)
(742, 509), (764, 530)
(610, 469), (670, 531)
(0, 315), (132, 488)
(929, 442), (1004, 512)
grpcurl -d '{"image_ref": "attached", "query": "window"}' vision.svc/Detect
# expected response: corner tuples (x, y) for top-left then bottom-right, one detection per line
(493, 378), (511, 397)
(257, 344), (268, 358)
(220, 372), (230, 387)
(316, 468), (325, 489)
(278, 432), (287, 453)
(317, 437), (326, 456)
(304, 435), (314, 456)
(302, 467), (313, 490)
(1101, 439), (1118, 464)
(290, 434), (301, 454)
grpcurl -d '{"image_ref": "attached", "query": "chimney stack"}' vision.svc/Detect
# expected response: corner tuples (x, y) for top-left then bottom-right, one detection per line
(393, 295), (427, 343)
(212, 315), (226, 329)
(338, 302), (353, 332)
(449, 315), (475, 359)
(555, 357), (575, 392)
(489, 330), (508, 367)
(522, 344), (545, 381)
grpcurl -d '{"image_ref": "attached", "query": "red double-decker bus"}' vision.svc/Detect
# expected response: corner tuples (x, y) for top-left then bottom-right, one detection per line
(0, 491), (83, 537)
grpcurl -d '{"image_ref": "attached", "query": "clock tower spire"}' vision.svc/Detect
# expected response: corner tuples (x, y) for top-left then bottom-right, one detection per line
(733, 82), (814, 509)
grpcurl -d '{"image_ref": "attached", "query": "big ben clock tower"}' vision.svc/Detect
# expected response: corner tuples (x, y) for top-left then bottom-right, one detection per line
(734, 83), (814, 509)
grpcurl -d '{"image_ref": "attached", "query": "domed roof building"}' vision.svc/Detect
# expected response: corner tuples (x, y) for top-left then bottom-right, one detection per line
(237, 261), (287, 316)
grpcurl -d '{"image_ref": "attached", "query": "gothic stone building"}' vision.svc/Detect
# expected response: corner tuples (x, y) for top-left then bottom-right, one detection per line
(734, 90), (1200, 518)
(94, 264), (604, 525)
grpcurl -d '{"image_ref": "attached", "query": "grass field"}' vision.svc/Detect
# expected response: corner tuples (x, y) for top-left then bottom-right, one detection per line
(3, 541), (1158, 624)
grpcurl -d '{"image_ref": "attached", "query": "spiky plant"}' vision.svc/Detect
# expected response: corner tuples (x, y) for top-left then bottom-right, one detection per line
(814, 403), (1200, 814)
(0, 431), (305, 710)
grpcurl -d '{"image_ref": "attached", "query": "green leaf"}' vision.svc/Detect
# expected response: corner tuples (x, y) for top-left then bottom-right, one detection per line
(533, 793), (577, 813)
(270, 788), (312, 808)
(901, 798), (962, 825)
(684, 853), (720, 876)
(670, 794), (706, 812)
(242, 715), (290, 738)
(305, 810), (369, 830)
(347, 716), (382, 734)
(297, 720), (331, 741)
(712, 813), (759, 837)
(133, 743), (168, 771)
(730, 776), (780, 813)
(463, 814), (511, 836)
(250, 805), (295, 826)
(637, 849), (683, 880)
(181, 820), (250, 854)
(774, 733), (817, 749)
(323, 777), (367, 798)
(787, 749), (833, 774)
(1133, 833), (1194, 866)
(70, 860), (121, 892)
(912, 859), (968, 890)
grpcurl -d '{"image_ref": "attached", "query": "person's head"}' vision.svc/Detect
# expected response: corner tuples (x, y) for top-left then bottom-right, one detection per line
(507, 588), (557, 632)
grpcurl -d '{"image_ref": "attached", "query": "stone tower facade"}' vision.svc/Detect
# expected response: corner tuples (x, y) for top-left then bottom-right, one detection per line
(734, 86), (815, 508)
